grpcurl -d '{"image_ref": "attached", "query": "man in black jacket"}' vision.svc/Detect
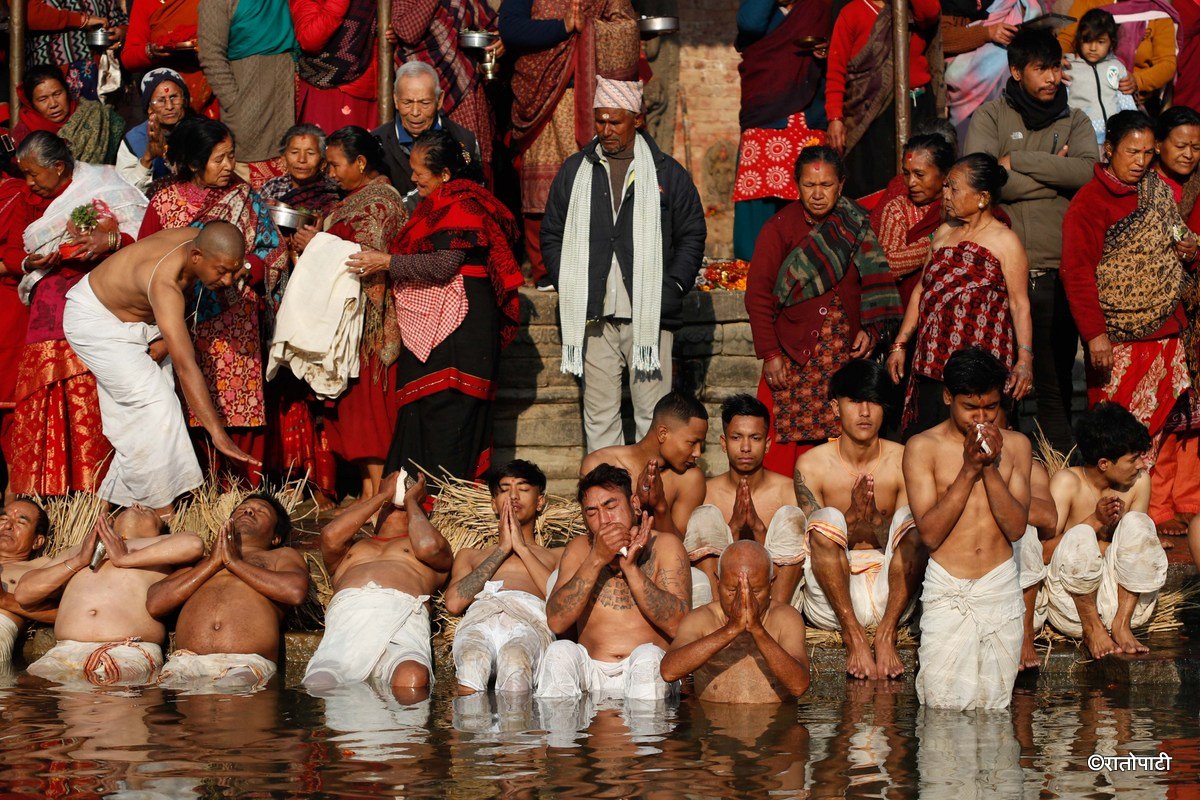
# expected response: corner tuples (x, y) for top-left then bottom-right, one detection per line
(541, 78), (706, 452)
(372, 61), (480, 209)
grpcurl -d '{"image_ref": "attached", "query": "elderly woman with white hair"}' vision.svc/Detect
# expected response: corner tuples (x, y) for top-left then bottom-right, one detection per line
(372, 61), (481, 209)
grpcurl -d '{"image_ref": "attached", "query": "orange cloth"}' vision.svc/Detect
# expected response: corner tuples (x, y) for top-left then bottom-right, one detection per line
(1149, 431), (1200, 524)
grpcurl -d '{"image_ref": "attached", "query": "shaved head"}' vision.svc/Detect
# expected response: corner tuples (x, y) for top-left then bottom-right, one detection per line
(718, 540), (773, 582)
(194, 220), (246, 261)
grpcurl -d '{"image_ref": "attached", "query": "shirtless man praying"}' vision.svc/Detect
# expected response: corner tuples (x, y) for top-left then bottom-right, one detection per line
(0, 499), (57, 667)
(903, 348), (1031, 711)
(662, 540), (810, 703)
(535, 465), (690, 700)
(684, 395), (806, 607)
(1044, 402), (1163, 658)
(445, 460), (563, 695)
(16, 507), (204, 685)
(794, 360), (925, 680)
(304, 472), (452, 700)
(62, 223), (257, 517)
(147, 494), (310, 691)
(580, 392), (709, 535)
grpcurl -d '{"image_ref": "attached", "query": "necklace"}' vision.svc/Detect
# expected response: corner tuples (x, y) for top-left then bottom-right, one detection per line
(835, 437), (883, 479)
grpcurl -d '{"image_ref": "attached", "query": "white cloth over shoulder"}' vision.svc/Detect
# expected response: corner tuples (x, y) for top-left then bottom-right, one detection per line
(267, 231), (364, 399)
(534, 640), (674, 700)
(157, 650), (277, 693)
(64, 276), (202, 508)
(916, 558), (1024, 711)
(28, 638), (163, 686)
(1013, 525), (1048, 631)
(1044, 512), (1167, 638)
(452, 581), (553, 693)
(303, 582), (432, 690)
(683, 504), (809, 608)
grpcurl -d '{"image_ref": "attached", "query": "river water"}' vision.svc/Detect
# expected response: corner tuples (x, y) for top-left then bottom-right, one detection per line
(0, 661), (1197, 799)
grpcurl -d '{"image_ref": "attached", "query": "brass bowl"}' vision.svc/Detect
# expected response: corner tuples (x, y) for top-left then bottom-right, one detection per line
(459, 30), (497, 50)
(638, 16), (679, 35)
(268, 202), (316, 231)
(796, 35), (827, 52)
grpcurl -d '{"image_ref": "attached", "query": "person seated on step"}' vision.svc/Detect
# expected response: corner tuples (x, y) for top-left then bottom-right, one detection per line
(1012, 457), (1058, 672)
(1044, 402), (1164, 657)
(535, 465), (690, 701)
(303, 471), (452, 701)
(683, 394), (807, 608)
(16, 507), (203, 686)
(579, 391), (709, 536)
(146, 494), (309, 692)
(444, 460), (563, 696)
(661, 540), (810, 703)
(0, 499), (58, 669)
(793, 360), (926, 680)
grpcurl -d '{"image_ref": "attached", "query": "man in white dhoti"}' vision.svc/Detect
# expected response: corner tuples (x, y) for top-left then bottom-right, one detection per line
(792, 361), (926, 680)
(444, 460), (563, 695)
(0, 499), (57, 668)
(15, 506), (203, 685)
(535, 465), (690, 700)
(1012, 459), (1058, 671)
(146, 494), (309, 692)
(62, 223), (257, 517)
(904, 348), (1032, 711)
(1045, 402), (1164, 657)
(304, 472), (452, 701)
(684, 394), (806, 608)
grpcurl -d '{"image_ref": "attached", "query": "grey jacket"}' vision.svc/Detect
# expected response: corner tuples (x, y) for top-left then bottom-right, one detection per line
(964, 94), (1099, 271)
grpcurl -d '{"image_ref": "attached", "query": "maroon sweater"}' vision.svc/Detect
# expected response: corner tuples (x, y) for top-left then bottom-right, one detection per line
(1059, 164), (1186, 343)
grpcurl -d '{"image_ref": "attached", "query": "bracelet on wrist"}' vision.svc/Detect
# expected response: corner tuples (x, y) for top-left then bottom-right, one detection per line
(64, 561), (79, 573)
(1018, 344), (1034, 355)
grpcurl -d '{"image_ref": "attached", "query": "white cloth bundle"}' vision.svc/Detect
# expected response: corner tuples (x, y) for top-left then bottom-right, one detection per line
(267, 232), (364, 399)
(157, 650), (277, 693)
(452, 581), (553, 693)
(28, 639), (163, 686)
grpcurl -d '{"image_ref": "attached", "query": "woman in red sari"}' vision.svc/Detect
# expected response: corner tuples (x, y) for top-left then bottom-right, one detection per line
(12, 65), (125, 164)
(347, 129), (523, 491)
(292, 126), (408, 499)
(139, 117), (288, 487)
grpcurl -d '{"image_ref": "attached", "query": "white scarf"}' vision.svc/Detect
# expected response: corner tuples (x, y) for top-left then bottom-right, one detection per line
(560, 134), (663, 377)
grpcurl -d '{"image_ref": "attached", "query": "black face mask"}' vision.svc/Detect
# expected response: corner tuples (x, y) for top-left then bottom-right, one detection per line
(1004, 76), (1070, 131)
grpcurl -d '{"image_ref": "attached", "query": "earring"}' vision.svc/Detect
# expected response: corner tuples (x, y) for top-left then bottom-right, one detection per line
(978, 200), (985, 210)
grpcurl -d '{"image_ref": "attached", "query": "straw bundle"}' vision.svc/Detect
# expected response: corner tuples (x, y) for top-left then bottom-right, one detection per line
(1032, 424), (1074, 476)
(804, 624), (918, 649)
(426, 472), (582, 552)
(1034, 583), (1200, 648)
(37, 492), (107, 558)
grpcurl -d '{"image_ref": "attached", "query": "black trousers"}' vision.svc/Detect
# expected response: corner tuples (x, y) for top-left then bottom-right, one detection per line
(1023, 271), (1079, 455)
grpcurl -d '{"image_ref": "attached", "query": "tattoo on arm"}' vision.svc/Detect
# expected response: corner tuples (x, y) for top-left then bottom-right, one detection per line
(633, 558), (689, 633)
(453, 549), (507, 602)
(546, 570), (594, 620)
(793, 468), (820, 515)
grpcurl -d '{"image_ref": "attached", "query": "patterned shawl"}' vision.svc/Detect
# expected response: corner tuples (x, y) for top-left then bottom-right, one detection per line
(298, 0), (377, 89)
(324, 175), (409, 367)
(58, 98), (125, 164)
(842, 3), (898, 155)
(772, 195), (902, 330)
(393, 0), (493, 115)
(510, 0), (639, 153)
(391, 179), (524, 348)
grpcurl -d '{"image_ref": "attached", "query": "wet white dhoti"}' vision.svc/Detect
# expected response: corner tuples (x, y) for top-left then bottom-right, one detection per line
(28, 638), (164, 686)
(916, 558), (1024, 711)
(1043, 512), (1167, 638)
(1013, 525), (1048, 631)
(303, 582), (433, 690)
(533, 641), (675, 700)
(318, 682), (433, 760)
(63, 275), (202, 508)
(802, 506), (918, 630)
(452, 581), (553, 693)
(157, 650), (277, 693)
(684, 504), (809, 608)
(0, 614), (19, 665)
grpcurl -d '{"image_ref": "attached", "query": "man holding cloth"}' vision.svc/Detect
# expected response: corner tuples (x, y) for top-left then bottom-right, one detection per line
(541, 77), (706, 451)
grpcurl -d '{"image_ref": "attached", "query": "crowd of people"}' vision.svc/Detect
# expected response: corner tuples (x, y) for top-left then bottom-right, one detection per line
(0, 0), (1197, 720)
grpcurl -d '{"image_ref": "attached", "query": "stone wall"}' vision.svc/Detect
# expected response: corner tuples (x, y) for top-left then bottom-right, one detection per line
(494, 287), (757, 496)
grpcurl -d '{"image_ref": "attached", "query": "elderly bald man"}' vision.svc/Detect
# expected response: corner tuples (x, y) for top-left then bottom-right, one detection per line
(661, 540), (810, 703)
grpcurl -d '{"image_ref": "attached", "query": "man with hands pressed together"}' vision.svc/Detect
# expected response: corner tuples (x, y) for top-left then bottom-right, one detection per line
(146, 494), (309, 691)
(445, 461), (563, 696)
(535, 464), (690, 700)
(662, 540), (809, 704)
(17, 507), (204, 685)
(0, 500), (58, 669)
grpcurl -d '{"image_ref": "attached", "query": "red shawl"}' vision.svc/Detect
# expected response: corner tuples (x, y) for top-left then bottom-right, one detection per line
(392, 179), (524, 347)
(12, 91), (73, 145)
(738, 0), (832, 129)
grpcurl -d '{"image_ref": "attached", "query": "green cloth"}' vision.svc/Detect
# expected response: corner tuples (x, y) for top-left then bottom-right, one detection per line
(227, 0), (297, 60)
(59, 99), (126, 165)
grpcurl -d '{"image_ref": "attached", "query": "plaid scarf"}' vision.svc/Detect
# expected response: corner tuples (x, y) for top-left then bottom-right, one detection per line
(772, 196), (901, 329)
(393, 0), (494, 115)
(298, 0), (376, 88)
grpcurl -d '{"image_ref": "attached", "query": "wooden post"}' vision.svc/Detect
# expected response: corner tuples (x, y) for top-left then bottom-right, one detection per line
(9, 0), (25, 131)
(892, 0), (910, 172)
(378, 0), (394, 125)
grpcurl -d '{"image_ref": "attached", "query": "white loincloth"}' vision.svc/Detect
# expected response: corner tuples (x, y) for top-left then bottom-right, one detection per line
(27, 638), (164, 687)
(303, 582), (433, 690)
(916, 558), (1024, 711)
(63, 275), (202, 508)
(684, 504), (809, 608)
(533, 641), (675, 701)
(1043, 512), (1167, 638)
(267, 232), (364, 399)
(802, 506), (918, 630)
(451, 581), (553, 693)
(1013, 525), (1048, 631)
(157, 649), (277, 693)
(317, 681), (433, 760)
(0, 614), (19, 665)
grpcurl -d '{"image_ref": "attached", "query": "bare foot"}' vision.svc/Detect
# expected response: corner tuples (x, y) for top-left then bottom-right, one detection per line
(1111, 622), (1150, 655)
(1158, 517), (1188, 536)
(873, 630), (906, 679)
(1019, 633), (1040, 671)
(1081, 620), (1121, 659)
(313, 490), (337, 512)
(844, 630), (877, 680)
